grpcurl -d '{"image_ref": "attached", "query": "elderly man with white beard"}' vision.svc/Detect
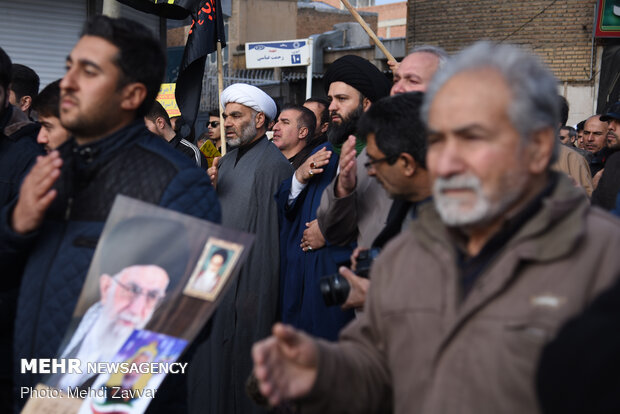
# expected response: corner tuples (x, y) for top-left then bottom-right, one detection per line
(45, 215), (189, 393)
(251, 41), (620, 414)
(54, 265), (169, 389)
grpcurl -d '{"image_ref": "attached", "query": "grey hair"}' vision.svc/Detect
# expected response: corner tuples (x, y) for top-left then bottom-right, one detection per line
(422, 41), (559, 163)
(409, 45), (448, 69)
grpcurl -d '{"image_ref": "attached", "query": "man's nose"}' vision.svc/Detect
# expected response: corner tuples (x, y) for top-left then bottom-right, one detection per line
(367, 164), (377, 177)
(127, 291), (149, 317)
(37, 130), (49, 145)
(391, 81), (404, 95)
(60, 68), (77, 93)
(431, 140), (466, 178)
(328, 100), (337, 112)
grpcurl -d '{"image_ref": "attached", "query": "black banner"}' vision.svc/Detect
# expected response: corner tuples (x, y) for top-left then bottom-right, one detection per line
(118, 0), (227, 130)
(175, 0), (226, 129)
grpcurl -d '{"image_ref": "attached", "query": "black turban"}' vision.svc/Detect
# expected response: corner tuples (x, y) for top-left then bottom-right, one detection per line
(98, 216), (190, 284)
(323, 55), (391, 102)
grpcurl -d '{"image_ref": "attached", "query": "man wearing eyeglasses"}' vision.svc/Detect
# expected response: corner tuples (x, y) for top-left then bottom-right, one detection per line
(53, 265), (169, 389)
(207, 109), (222, 151)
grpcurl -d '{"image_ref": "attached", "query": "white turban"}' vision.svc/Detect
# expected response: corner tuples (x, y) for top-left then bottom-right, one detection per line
(220, 83), (277, 121)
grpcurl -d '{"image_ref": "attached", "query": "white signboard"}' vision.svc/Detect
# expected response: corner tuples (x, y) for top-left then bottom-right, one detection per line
(245, 39), (311, 69)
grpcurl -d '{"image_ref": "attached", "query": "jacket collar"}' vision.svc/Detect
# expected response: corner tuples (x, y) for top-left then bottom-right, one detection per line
(417, 173), (591, 362)
(1, 105), (33, 138)
(169, 133), (183, 148)
(61, 119), (148, 168)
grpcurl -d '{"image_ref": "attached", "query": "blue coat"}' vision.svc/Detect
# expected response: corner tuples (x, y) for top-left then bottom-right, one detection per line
(276, 142), (355, 341)
(0, 120), (221, 403)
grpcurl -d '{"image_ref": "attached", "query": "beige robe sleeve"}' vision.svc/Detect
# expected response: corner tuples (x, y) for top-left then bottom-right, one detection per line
(316, 148), (392, 247)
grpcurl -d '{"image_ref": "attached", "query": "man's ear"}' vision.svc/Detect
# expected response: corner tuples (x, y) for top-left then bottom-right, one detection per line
(362, 97), (371, 112)
(255, 112), (266, 129)
(100, 274), (113, 304)
(120, 82), (148, 112)
(19, 96), (32, 112)
(155, 116), (166, 131)
(320, 122), (329, 134)
(298, 126), (309, 140)
(399, 153), (417, 177)
(527, 127), (555, 174)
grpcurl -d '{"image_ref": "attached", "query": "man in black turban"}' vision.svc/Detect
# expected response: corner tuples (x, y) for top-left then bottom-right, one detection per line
(308, 56), (392, 257)
(322, 55), (391, 150)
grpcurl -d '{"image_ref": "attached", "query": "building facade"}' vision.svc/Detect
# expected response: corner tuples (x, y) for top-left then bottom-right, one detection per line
(406, 0), (620, 125)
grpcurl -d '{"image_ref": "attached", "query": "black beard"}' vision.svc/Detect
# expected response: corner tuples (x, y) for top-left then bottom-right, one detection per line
(326, 104), (363, 147)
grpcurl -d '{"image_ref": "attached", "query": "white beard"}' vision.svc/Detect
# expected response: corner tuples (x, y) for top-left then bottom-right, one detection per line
(433, 173), (525, 228)
(57, 310), (135, 389)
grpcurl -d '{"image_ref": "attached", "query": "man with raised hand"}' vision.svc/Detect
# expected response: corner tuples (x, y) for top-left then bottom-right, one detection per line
(252, 41), (620, 414)
(3, 16), (220, 409)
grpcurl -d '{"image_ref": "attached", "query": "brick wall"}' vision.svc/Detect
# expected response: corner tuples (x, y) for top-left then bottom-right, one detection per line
(407, 0), (597, 82)
(317, 0), (343, 9)
(297, 6), (378, 39)
(359, 2), (406, 38)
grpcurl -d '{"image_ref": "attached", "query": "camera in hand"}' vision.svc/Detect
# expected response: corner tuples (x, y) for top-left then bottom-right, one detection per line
(319, 248), (380, 307)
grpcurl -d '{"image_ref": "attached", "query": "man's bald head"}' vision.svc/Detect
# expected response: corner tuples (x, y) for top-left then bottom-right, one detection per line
(391, 46), (447, 95)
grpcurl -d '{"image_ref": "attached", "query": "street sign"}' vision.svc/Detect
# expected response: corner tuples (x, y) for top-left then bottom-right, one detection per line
(245, 39), (311, 69)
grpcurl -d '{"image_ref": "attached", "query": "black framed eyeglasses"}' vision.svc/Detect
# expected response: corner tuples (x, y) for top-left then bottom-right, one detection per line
(363, 154), (398, 169)
(208, 121), (220, 128)
(112, 278), (165, 305)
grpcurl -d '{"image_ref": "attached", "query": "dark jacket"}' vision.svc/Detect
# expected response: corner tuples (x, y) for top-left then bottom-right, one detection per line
(0, 105), (43, 412)
(170, 134), (208, 170)
(1, 120), (220, 411)
(0, 105), (42, 207)
(588, 146), (614, 177)
(592, 151), (620, 210)
(537, 275), (620, 414)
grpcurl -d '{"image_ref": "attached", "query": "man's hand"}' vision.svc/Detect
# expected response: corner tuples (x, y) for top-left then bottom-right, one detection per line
(252, 323), (319, 406)
(12, 151), (62, 235)
(208, 156), (220, 189)
(339, 266), (370, 310)
(301, 219), (326, 252)
(349, 246), (367, 271)
(295, 147), (332, 184)
(335, 135), (357, 197)
(387, 59), (400, 73)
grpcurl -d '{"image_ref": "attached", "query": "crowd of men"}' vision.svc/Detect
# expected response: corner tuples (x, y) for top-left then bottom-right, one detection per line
(1, 13), (620, 414)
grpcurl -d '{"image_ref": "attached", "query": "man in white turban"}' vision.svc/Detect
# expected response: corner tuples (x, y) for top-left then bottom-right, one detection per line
(189, 84), (293, 414)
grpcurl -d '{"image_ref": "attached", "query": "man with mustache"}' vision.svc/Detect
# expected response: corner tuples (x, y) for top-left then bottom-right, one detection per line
(48, 215), (188, 395)
(316, 49), (444, 251)
(316, 49), (445, 310)
(592, 102), (620, 210)
(583, 114), (611, 177)
(2, 16), (220, 410)
(251, 42), (620, 414)
(196, 83), (293, 414)
(314, 55), (392, 251)
(54, 265), (169, 389)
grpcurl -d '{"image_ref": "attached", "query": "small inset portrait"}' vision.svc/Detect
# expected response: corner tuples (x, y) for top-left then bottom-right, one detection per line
(183, 238), (242, 301)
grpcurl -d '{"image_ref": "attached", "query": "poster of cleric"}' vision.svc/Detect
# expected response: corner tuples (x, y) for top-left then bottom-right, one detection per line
(20, 195), (254, 414)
